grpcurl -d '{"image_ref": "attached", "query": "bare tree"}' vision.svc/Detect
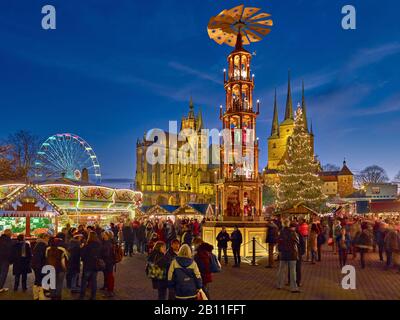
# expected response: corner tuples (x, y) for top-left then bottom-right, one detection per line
(393, 171), (400, 183)
(5, 130), (40, 179)
(356, 165), (389, 186)
(0, 145), (16, 180)
(322, 163), (340, 172)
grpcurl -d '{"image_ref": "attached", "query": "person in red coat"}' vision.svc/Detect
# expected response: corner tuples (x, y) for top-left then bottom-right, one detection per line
(192, 219), (201, 239)
(193, 239), (213, 299)
(156, 222), (166, 243)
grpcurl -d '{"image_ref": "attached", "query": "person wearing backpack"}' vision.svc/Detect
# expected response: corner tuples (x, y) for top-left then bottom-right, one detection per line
(266, 219), (279, 268)
(168, 244), (202, 300)
(79, 231), (102, 300)
(45, 237), (69, 300)
(100, 231), (115, 298)
(193, 239), (214, 299)
(147, 241), (169, 300)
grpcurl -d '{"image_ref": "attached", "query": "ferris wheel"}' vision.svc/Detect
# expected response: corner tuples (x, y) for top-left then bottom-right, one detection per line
(34, 133), (101, 183)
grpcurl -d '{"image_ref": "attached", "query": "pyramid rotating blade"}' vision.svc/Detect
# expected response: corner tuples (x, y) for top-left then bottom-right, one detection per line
(207, 6), (273, 46)
(248, 12), (271, 21)
(249, 26), (272, 36)
(208, 27), (223, 39)
(241, 7), (261, 21)
(224, 33), (237, 47)
(221, 25), (236, 36)
(208, 17), (225, 29)
(215, 10), (236, 24)
(213, 33), (227, 45)
(245, 29), (263, 43)
(250, 19), (274, 27)
(225, 4), (244, 20)
(241, 33), (251, 45)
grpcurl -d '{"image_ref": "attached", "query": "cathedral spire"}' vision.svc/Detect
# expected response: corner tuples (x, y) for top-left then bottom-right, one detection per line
(188, 96), (194, 118)
(310, 119), (314, 135)
(284, 70), (293, 120)
(271, 89), (279, 137)
(197, 107), (203, 130)
(301, 81), (309, 132)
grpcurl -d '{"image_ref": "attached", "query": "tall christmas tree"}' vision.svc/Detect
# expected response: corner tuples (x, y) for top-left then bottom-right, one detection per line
(276, 106), (326, 211)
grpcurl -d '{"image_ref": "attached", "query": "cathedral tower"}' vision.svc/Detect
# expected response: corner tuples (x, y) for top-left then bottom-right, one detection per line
(266, 75), (314, 175)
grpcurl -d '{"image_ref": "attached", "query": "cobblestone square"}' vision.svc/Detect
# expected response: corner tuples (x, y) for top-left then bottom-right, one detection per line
(1, 245), (399, 301)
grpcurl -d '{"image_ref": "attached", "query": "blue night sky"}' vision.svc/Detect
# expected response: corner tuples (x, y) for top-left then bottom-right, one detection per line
(0, 0), (399, 182)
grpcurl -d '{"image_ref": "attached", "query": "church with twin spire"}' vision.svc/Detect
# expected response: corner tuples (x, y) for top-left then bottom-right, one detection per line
(264, 73), (314, 184)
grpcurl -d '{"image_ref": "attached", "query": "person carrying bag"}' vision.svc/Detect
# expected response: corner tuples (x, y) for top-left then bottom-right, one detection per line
(168, 244), (202, 300)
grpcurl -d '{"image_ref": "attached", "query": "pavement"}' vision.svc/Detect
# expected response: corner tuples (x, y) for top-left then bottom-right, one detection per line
(0, 245), (399, 300)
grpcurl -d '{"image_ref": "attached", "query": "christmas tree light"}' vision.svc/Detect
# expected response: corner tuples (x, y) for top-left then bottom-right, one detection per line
(276, 106), (327, 211)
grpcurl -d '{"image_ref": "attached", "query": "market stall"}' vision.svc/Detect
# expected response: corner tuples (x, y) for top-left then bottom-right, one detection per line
(0, 180), (143, 230)
(0, 184), (62, 236)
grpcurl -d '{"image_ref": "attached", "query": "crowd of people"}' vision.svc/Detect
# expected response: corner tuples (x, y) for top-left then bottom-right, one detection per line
(119, 217), (204, 256)
(143, 217), (219, 300)
(144, 221), (248, 301)
(0, 224), (122, 300)
(265, 214), (400, 293)
(0, 216), (208, 300)
(0, 213), (399, 299)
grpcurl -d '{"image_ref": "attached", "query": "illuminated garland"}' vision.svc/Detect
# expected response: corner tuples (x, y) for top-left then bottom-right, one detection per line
(0, 184), (64, 216)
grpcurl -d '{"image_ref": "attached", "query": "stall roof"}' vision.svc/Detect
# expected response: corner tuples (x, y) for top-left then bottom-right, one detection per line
(370, 201), (400, 213)
(0, 184), (64, 217)
(160, 205), (181, 213)
(187, 203), (211, 215)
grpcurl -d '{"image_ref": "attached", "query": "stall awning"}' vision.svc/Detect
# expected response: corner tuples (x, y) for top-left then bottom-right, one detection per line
(0, 211), (57, 217)
(0, 184), (63, 217)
